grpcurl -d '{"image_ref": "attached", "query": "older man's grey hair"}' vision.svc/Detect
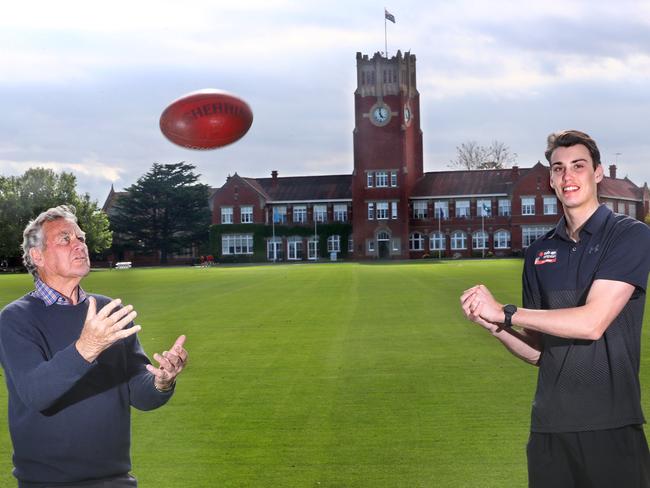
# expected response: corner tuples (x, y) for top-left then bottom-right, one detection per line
(22, 205), (78, 278)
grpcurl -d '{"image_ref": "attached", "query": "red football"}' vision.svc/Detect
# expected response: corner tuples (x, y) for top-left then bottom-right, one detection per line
(159, 89), (253, 150)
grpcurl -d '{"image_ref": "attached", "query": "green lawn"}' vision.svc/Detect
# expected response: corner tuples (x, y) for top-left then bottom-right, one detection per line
(1, 260), (648, 487)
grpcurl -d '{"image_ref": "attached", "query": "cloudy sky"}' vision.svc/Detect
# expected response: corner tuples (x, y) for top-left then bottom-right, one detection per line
(1, 0), (650, 205)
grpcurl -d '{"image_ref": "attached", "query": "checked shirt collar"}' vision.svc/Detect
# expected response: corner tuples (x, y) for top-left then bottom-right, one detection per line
(30, 278), (88, 307)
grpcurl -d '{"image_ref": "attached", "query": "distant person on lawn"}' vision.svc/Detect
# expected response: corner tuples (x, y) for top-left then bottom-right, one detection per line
(0, 205), (188, 487)
(461, 130), (650, 487)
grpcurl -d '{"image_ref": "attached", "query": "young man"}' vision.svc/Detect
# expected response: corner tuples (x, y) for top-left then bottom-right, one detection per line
(461, 130), (650, 487)
(0, 205), (188, 487)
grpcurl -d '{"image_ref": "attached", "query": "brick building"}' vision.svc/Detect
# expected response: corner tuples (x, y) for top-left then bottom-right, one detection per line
(207, 50), (649, 262)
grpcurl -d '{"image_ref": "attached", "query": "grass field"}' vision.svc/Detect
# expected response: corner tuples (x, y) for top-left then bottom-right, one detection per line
(1, 260), (649, 487)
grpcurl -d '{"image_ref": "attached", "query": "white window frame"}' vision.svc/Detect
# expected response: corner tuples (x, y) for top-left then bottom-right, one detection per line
(451, 231), (467, 250)
(273, 206), (287, 224)
(327, 235), (341, 252)
(391, 201), (398, 219)
(222, 234), (253, 255)
(287, 236), (303, 260)
(472, 230), (488, 250)
(477, 199), (491, 217)
(498, 199), (511, 217)
(543, 196), (557, 215)
(221, 206), (233, 224)
(375, 171), (388, 187)
(390, 171), (398, 187)
(240, 205), (253, 223)
(367, 172), (374, 188)
(434, 201), (449, 220)
(334, 204), (348, 222)
(413, 201), (428, 219)
(368, 202), (375, 220)
(376, 201), (389, 220)
(314, 204), (327, 223)
(521, 197), (535, 216)
(409, 232), (424, 251)
(429, 231), (446, 251)
(494, 230), (511, 249)
(522, 225), (554, 247)
(455, 200), (470, 218)
(293, 205), (307, 224)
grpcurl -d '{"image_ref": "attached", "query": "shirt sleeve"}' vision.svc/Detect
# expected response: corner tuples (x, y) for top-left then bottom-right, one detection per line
(0, 305), (96, 412)
(124, 332), (174, 411)
(594, 220), (650, 292)
(522, 246), (542, 309)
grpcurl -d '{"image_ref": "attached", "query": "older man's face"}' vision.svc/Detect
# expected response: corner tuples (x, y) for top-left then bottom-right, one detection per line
(34, 219), (90, 281)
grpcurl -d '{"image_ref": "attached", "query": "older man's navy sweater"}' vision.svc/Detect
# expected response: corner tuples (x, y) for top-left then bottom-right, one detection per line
(0, 294), (173, 486)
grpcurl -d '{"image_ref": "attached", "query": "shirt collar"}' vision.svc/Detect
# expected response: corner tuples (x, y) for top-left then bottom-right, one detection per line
(547, 204), (611, 242)
(31, 278), (88, 307)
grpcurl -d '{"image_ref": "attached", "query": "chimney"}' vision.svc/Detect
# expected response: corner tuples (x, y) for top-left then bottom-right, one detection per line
(271, 170), (278, 188)
(511, 165), (520, 179)
(609, 165), (617, 179)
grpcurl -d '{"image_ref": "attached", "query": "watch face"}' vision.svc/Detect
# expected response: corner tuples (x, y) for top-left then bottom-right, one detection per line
(370, 103), (391, 126)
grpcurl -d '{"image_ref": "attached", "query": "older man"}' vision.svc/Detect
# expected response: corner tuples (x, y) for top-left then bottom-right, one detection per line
(0, 205), (188, 487)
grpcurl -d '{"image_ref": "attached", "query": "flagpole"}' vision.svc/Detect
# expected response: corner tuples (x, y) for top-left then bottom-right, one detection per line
(384, 9), (388, 58)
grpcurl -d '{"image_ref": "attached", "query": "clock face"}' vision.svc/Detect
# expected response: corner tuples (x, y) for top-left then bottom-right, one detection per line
(370, 103), (391, 126)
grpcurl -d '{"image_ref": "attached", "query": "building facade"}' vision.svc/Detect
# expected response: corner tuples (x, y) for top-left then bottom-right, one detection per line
(207, 50), (649, 262)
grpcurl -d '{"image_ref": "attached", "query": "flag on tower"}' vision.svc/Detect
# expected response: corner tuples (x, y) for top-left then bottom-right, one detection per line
(385, 9), (396, 23)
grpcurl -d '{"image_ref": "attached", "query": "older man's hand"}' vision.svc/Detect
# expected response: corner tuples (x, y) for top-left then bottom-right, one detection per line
(76, 297), (140, 363)
(147, 335), (188, 392)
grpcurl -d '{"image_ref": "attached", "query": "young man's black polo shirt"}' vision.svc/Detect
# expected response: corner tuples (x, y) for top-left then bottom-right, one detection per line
(522, 204), (650, 433)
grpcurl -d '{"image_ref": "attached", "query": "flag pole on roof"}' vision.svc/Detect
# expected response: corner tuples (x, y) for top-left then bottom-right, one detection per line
(384, 8), (395, 59)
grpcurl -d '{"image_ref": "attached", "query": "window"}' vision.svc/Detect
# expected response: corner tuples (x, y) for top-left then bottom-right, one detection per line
(434, 201), (449, 220)
(498, 199), (511, 217)
(327, 235), (341, 252)
(240, 205), (253, 223)
(390, 171), (398, 187)
(375, 171), (388, 187)
(455, 200), (470, 218)
(368, 240), (375, 252)
(521, 197), (535, 216)
(273, 206), (287, 224)
(391, 201), (398, 219)
(543, 196), (557, 215)
(409, 232), (424, 251)
(222, 234), (253, 255)
(334, 204), (347, 222)
(628, 203), (637, 218)
(376, 202), (389, 220)
(494, 230), (511, 249)
(368, 202), (375, 220)
(430, 231), (445, 251)
(287, 236), (303, 260)
(522, 226), (553, 247)
(348, 237), (354, 252)
(413, 201), (428, 219)
(451, 231), (467, 250)
(472, 231), (488, 250)
(617, 201), (624, 213)
(367, 173), (374, 188)
(267, 238), (283, 261)
(477, 199), (491, 217)
(293, 205), (307, 224)
(604, 200), (614, 211)
(314, 205), (327, 223)
(221, 206), (233, 224)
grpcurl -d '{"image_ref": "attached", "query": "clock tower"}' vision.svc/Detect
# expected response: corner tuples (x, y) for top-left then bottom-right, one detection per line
(352, 50), (423, 258)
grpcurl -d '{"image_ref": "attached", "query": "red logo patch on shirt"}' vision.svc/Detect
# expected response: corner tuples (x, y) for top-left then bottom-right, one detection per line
(534, 249), (557, 265)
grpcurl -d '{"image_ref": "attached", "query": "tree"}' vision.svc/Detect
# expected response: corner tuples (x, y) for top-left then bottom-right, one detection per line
(449, 140), (517, 170)
(0, 168), (112, 264)
(111, 162), (211, 264)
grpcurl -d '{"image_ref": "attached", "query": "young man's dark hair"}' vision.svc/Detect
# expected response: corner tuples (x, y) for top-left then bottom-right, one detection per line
(544, 129), (601, 169)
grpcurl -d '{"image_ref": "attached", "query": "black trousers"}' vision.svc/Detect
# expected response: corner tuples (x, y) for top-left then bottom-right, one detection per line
(527, 425), (650, 488)
(20, 473), (137, 488)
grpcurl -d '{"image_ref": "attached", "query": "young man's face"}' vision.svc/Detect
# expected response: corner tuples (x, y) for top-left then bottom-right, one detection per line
(549, 144), (603, 211)
(30, 218), (90, 282)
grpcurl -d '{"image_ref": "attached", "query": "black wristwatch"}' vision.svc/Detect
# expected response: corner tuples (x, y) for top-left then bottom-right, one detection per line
(503, 304), (518, 328)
